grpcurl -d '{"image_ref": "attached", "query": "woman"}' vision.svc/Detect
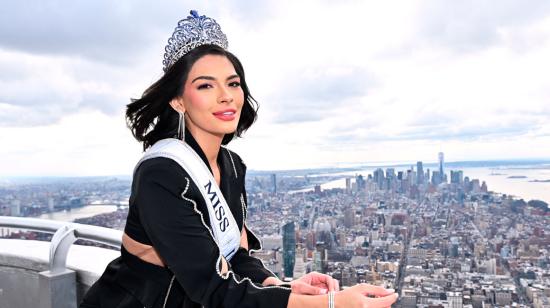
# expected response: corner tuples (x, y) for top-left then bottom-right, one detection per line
(80, 10), (399, 308)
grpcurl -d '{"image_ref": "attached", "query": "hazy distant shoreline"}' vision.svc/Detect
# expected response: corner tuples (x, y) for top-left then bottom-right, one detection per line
(1, 159), (548, 205)
(2, 159), (550, 179)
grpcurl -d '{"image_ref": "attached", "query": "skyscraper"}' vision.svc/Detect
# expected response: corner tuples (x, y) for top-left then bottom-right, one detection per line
(416, 161), (424, 185)
(314, 185), (321, 194)
(271, 173), (277, 194)
(344, 208), (355, 228)
(385, 168), (395, 179)
(385, 168), (395, 190)
(450, 170), (464, 184)
(282, 221), (295, 278)
(293, 247), (306, 278)
(438, 152), (445, 182)
(432, 170), (441, 185)
(426, 168), (430, 182)
(355, 174), (366, 191)
(373, 169), (384, 190)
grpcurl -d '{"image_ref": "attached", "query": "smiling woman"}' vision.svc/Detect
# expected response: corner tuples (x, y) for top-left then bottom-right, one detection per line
(125, 43), (258, 151)
(169, 54), (245, 157)
(78, 9), (397, 308)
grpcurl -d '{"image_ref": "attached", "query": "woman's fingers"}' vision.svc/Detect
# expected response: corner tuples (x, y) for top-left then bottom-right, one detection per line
(321, 276), (338, 292)
(305, 272), (339, 291)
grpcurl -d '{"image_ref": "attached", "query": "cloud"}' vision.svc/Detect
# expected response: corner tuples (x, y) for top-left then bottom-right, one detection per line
(0, 0), (189, 65)
(0, 49), (133, 127)
(217, 0), (280, 28)
(1, 2), (129, 64)
(0, 103), (58, 126)
(268, 66), (378, 123)
(1, 1), (550, 175)
(414, 0), (550, 53)
(324, 112), (548, 148)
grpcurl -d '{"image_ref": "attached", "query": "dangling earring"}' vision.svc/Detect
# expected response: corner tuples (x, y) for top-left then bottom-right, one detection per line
(177, 111), (186, 141)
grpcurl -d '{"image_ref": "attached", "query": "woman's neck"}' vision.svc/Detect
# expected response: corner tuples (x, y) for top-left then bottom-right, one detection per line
(186, 126), (223, 167)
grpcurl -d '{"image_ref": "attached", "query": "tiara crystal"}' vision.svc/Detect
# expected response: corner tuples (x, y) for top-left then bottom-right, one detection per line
(162, 10), (228, 72)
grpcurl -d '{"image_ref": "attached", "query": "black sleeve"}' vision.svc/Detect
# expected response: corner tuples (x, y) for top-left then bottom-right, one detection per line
(134, 158), (291, 308)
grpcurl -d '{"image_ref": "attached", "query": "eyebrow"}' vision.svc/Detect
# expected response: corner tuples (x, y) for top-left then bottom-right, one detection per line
(191, 74), (240, 84)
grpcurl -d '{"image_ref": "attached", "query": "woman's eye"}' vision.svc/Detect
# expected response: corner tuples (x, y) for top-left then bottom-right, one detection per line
(197, 84), (212, 90)
(229, 81), (241, 87)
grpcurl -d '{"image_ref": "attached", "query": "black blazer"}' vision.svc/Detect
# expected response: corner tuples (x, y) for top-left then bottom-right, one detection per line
(120, 131), (292, 308)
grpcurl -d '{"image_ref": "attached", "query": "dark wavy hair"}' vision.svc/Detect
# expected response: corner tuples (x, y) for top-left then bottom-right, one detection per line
(126, 44), (258, 151)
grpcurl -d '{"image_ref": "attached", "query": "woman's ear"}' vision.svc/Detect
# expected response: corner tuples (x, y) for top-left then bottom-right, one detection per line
(169, 97), (185, 113)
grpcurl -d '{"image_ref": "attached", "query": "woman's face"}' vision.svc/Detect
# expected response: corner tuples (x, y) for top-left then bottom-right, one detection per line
(172, 54), (244, 140)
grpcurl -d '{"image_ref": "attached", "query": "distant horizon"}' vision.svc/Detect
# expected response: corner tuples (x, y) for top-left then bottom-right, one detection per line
(2, 157), (550, 179)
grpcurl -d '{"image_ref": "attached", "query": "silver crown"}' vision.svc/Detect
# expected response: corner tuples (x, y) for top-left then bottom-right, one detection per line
(162, 10), (228, 72)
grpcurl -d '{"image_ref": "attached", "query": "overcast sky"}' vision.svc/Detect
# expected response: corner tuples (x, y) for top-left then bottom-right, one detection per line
(1, 0), (549, 176)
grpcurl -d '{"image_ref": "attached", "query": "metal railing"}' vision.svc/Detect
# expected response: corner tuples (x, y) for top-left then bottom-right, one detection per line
(0, 216), (123, 308)
(0, 216), (122, 272)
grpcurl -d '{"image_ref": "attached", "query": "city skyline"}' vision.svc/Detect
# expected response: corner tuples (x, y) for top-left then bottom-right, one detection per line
(1, 1), (550, 176)
(1, 152), (547, 306)
(3, 153), (549, 205)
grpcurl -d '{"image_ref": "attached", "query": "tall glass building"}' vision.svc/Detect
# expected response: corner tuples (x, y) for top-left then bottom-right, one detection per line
(282, 221), (295, 278)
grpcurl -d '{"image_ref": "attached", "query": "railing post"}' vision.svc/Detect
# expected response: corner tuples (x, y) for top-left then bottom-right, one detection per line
(48, 225), (77, 273)
(38, 269), (76, 308)
(38, 225), (78, 308)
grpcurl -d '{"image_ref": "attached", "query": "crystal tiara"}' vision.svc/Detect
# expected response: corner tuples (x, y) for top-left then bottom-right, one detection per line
(162, 10), (229, 72)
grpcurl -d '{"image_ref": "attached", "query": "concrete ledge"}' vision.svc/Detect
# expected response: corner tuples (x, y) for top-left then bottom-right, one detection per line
(0, 239), (119, 307)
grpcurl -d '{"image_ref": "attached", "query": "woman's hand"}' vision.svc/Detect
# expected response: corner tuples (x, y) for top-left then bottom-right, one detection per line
(289, 271), (339, 295)
(334, 283), (397, 308)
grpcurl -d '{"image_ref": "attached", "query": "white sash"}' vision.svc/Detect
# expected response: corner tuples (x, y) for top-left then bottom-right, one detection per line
(134, 138), (241, 261)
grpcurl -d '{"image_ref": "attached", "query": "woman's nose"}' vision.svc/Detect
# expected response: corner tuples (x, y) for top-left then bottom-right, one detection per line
(218, 85), (234, 104)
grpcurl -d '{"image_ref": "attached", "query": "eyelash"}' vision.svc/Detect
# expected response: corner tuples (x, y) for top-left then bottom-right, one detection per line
(197, 84), (211, 90)
(197, 81), (241, 90)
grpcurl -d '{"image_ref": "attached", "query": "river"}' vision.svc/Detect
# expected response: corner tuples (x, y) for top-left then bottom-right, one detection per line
(0, 204), (118, 237)
(36, 205), (118, 222)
